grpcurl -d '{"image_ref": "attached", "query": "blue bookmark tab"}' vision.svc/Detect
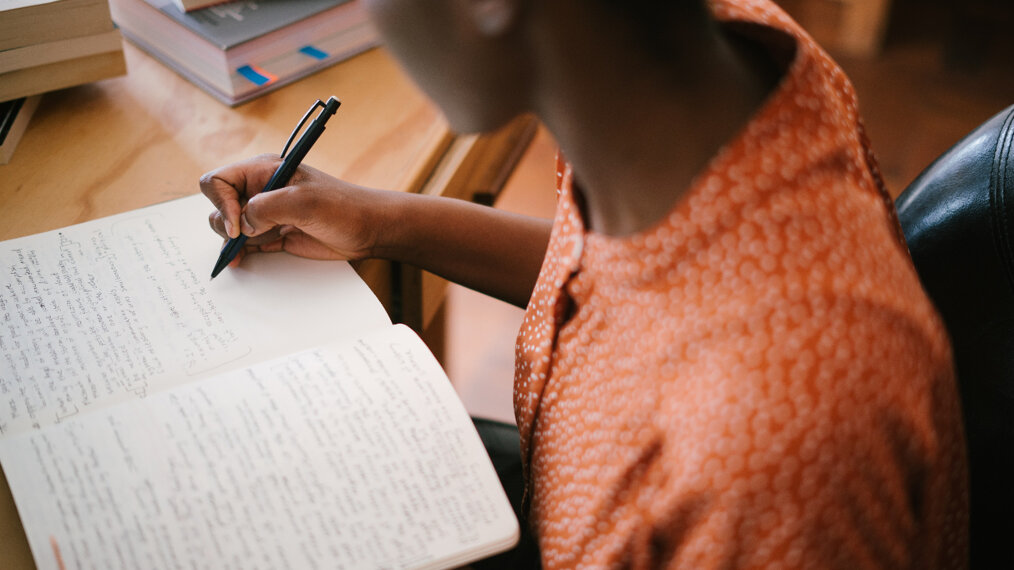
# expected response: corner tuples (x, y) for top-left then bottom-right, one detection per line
(237, 65), (272, 86)
(299, 45), (329, 60)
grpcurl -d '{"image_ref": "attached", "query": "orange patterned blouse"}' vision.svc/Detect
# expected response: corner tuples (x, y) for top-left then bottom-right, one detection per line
(512, 0), (968, 567)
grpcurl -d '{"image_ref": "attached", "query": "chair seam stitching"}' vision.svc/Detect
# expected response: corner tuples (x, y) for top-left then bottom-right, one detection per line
(989, 107), (1014, 294)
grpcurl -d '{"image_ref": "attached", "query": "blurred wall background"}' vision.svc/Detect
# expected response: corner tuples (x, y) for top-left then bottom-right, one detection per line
(780, 0), (1014, 194)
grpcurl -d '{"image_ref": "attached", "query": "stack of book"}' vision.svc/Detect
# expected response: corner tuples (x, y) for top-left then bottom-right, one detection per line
(0, 0), (126, 163)
(110, 0), (380, 106)
(0, 0), (127, 103)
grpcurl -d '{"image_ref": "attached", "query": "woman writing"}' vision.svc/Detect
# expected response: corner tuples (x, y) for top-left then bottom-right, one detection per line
(202, 0), (968, 567)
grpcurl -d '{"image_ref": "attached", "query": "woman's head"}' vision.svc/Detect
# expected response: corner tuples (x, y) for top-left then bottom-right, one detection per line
(361, 0), (714, 133)
(361, 0), (530, 133)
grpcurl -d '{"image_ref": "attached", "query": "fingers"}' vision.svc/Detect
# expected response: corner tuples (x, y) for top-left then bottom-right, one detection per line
(203, 177), (242, 239)
(207, 208), (248, 239)
(219, 228), (292, 271)
(239, 186), (312, 238)
(200, 154), (281, 239)
(248, 226), (297, 253)
(218, 231), (285, 270)
(201, 158), (369, 265)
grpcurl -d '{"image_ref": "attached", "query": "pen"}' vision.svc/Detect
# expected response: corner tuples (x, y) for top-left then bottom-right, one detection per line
(210, 96), (342, 279)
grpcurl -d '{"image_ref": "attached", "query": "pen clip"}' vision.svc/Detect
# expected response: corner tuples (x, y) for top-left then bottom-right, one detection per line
(280, 99), (326, 159)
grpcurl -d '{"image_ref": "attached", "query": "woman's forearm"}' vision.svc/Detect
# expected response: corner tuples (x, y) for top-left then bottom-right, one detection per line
(374, 192), (552, 308)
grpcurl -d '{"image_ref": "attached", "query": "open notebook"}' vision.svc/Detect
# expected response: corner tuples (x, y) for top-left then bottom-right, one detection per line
(0, 194), (519, 569)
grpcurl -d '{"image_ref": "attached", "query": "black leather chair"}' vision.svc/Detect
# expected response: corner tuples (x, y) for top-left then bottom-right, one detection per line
(895, 103), (1014, 567)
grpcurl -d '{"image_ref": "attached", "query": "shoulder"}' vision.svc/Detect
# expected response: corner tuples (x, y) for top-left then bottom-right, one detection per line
(630, 301), (961, 565)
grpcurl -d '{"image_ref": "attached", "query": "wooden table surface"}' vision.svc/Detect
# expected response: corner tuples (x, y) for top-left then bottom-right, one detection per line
(0, 39), (534, 569)
(1, 41), (452, 297)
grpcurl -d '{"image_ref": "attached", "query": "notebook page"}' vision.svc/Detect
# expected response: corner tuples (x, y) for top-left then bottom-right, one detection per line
(0, 194), (392, 436)
(0, 324), (519, 570)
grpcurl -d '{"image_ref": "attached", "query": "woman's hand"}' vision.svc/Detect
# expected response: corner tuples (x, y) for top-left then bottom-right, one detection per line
(200, 154), (390, 268)
(200, 153), (552, 307)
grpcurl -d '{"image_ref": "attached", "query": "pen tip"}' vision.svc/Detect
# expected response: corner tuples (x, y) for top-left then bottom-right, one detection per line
(210, 256), (230, 280)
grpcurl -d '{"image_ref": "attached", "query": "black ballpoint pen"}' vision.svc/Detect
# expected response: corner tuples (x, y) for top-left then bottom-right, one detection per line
(210, 96), (341, 279)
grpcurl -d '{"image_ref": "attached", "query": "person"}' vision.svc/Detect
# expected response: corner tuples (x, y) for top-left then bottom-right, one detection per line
(200, 0), (969, 567)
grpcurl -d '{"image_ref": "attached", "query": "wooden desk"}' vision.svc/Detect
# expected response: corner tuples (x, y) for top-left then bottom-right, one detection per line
(0, 40), (534, 569)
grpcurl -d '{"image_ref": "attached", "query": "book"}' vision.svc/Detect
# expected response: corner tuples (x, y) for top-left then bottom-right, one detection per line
(0, 95), (41, 164)
(109, 0), (380, 106)
(0, 0), (118, 51)
(0, 29), (122, 74)
(0, 194), (520, 569)
(0, 0), (125, 100)
(0, 49), (126, 102)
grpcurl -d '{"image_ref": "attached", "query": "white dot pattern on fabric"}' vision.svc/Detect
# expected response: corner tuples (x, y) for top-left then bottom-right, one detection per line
(512, 0), (968, 568)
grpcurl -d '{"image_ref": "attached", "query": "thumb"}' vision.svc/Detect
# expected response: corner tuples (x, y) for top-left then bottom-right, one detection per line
(240, 187), (310, 237)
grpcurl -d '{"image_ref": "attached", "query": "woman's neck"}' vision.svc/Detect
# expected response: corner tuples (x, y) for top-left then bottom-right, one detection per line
(530, 8), (780, 236)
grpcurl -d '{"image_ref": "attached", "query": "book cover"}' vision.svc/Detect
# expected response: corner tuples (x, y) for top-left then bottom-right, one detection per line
(144, 0), (350, 50)
(119, 22), (378, 106)
(0, 0), (116, 51)
(0, 29), (122, 74)
(0, 49), (126, 103)
(113, 0), (377, 106)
